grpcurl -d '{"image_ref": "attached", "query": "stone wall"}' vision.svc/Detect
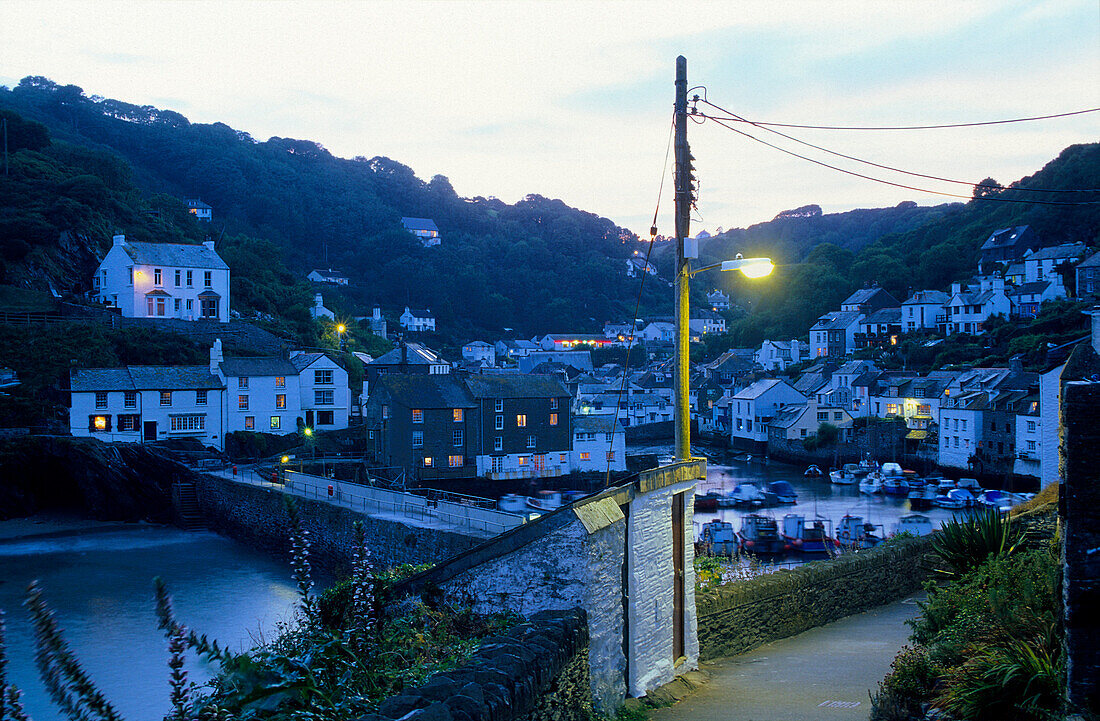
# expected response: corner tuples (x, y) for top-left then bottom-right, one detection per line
(695, 535), (934, 660)
(360, 610), (590, 721)
(193, 474), (480, 575)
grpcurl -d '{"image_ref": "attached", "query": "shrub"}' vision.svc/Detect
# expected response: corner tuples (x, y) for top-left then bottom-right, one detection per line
(937, 636), (1063, 721)
(930, 508), (1024, 578)
(869, 645), (941, 721)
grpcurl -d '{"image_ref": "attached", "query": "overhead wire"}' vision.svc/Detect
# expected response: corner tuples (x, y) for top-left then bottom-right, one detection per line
(698, 99), (1100, 196)
(701, 107), (1100, 131)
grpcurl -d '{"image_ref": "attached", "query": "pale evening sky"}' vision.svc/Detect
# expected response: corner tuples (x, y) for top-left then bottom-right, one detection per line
(1, 0), (1097, 236)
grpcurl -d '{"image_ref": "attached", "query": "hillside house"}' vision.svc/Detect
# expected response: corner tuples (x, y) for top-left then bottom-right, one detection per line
(307, 269), (350, 285)
(290, 351), (351, 430)
(704, 350), (755, 384)
(215, 352), (302, 435)
(979, 225), (1039, 267)
(518, 350), (594, 374)
(495, 339), (540, 360)
(706, 289), (730, 311)
(1023, 242), (1086, 286)
(839, 286), (899, 315)
(1077, 251), (1100, 297)
(1014, 393), (1041, 479)
(943, 278), (1012, 334)
(571, 415), (626, 472)
(462, 341), (496, 366)
(185, 198), (212, 222)
(901, 290), (949, 332)
(729, 378), (806, 452)
(400, 307), (436, 332)
(91, 235), (230, 322)
(309, 294), (335, 320)
(767, 400), (853, 443)
(855, 307), (902, 350)
(539, 334), (614, 351)
(364, 342), (450, 386)
(755, 339), (803, 371)
(809, 311), (861, 358)
(602, 320), (643, 347)
(689, 308), (727, 335)
(401, 217), (441, 247)
(626, 257), (658, 278)
(1007, 282), (1060, 319)
(642, 322), (676, 343)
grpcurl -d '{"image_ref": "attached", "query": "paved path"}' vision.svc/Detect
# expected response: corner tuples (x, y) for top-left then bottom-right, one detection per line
(651, 594), (925, 721)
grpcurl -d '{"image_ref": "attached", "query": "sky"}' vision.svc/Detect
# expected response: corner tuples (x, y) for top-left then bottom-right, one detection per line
(1, 0), (1097, 236)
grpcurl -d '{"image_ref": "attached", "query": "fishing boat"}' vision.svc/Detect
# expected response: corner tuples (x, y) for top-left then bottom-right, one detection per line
(694, 491), (721, 512)
(857, 457), (879, 475)
(697, 519), (738, 556)
(829, 464), (859, 485)
(880, 463), (909, 496)
(859, 472), (883, 494)
(956, 477), (983, 493)
(804, 464), (823, 477)
(780, 514), (834, 554)
(766, 481), (798, 504)
(976, 489), (1026, 513)
(498, 493), (528, 513)
(836, 514), (884, 550)
(935, 478), (957, 493)
(527, 490), (563, 511)
(729, 482), (766, 507)
(892, 513), (935, 537)
(934, 488), (977, 510)
(908, 486), (937, 511)
(737, 514), (785, 555)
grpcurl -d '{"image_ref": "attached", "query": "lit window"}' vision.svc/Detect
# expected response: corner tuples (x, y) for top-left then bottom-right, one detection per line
(93, 415), (108, 431)
(580, 452), (590, 461)
(412, 409), (424, 423)
(95, 391), (108, 409)
(549, 413), (558, 426)
(270, 416), (281, 430)
(412, 430), (424, 447)
(516, 414), (527, 427)
(518, 456), (528, 466)
(423, 456), (433, 468)
(245, 416), (254, 430)
(276, 377), (285, 388)
(170, 415), (205, 432)
(160, 391), (172, 406)
(453, 408), (464, 423)
(607, 451), (616, 462)
(550, 398), (558, 410)
(239, 377), (249, 389)
(118, 415), (138, 432)
(276, 394), (286, 409)
(448, 455), (463, 468)
(239, 395), (249, 411)
(560, 453), (568, 463)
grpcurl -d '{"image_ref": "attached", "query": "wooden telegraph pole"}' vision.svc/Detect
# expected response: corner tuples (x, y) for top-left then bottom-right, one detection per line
(673, 56), (693, 462)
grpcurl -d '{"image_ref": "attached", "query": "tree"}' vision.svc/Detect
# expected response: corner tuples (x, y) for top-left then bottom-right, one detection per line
(973, 177), (1003, 199)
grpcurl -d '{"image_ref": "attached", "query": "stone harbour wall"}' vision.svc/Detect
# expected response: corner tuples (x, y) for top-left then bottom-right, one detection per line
(357, 609), (591, 721)
(193, 474), (480, 575)
(695, 535), (935, 660)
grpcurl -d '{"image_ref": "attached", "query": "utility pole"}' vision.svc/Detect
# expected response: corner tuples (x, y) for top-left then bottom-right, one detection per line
(673, 55), (693, 463)
(2, 117), (8, 176)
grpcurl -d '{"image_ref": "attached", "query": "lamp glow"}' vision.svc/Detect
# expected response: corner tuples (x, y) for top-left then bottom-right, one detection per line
(720, 254), (774, 279)
(336, 324), (346, 334)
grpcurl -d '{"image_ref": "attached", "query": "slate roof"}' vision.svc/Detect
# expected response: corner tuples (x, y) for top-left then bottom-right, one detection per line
(543, 334), (608, 342)
(1006, 281), (1051, 297)
(464, 374), (570, 399)
(186, 199), (212, 210)
(573, 415), (622, 434)
(404, 308), (435, 319)
(310, 269), (348, 280)
(1027, 242), (1087, 261)
(706, 350), (754, 374)
(793, 373), (829, 395)
(374, 374), (475, 409)
(290, 352), (346, 372)
(401, 217), (439, 232)
(373, 343), (447, 366)
(769, 404), (808, 429)
(861, 307), (902, 325)
(733, 378), (784, 400)
(1077, 251), (1100, 268)
(981, 226), (1030, 251)
(71, 366), (222, 392)
(220, 357), (299, 378)
(811, 311), (861, 331)
(903, 290), (950, 305)
(123, 241), (228, 270)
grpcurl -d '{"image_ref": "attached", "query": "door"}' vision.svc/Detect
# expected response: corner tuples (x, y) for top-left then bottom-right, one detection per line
(672, 492), (685, 661)
(143, 421), (157, 442)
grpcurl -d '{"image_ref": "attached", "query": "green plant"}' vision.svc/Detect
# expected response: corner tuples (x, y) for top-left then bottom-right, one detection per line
(938, 635), (1063, 721)
(931, 508), (1025, 578)
(869, 644), (941, 720)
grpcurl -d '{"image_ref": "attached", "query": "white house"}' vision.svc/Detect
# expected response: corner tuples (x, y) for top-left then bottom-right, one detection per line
(1023, 242), (1087, 285)
(401, 217), (441, 247)
(943, 278), (1011, 335)
(1013, 393), (1041, 479)
(689, 308), (726, 335)
(626, 257), (658, 278)
(1007, 281), (1061, 319)
(307, 269), (350, 286)
(91, 235), (230, 322)
(706, 290), (730, 311)
(571, 415), (626, 472)
(1038, 362), (1065, 489)
(309, 293), (335, 321)
(462, 341), (496, 366)
(213, 344), (302, 435)
(400, 307), (436, 332)
(70, 366), (225, 446)
(809, 312), (862, 358)
(938, 391), (987, 470)
(642, 322), (675, 343)
(901, 290), (949, 332)
(495, 339), (539, 360)
(755, 339), (802, 371)
(185, 199), (212, 222)
(729, 378), (806, 452)
(290, 351), (351, 430)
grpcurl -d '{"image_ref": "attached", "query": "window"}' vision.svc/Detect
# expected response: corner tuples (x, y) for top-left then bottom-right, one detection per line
(128, 267), (133, 285)
(453, 429), (464, 447)
(516, 414), (527, 427)
(412, 430), (424, 448)
(746, 419), (752, 431)
(315, 369), (333, 385)
(448, 455), (463, 468)
(526, 435), (536, 449)
(605, 432), (613, 442)
(495, 415), (503, 430)
(154, 268), (162, 285)
(270, 416), (281, 430)
(124, 391), (136, 408)
(453, 408), (464, 423)
(495, 399), (504, 412)
(560, 453), (568, 464)
(817, 411), (827, 421)
(412, 409), (424, 423)
(271, 394), (284, 410)
(607, 451), (616, 462)
(315, 390), (334, 405)
(886, 404), (901, 416)
(118, 415), (138, 432)
(174, 270), (181, 287)
(160, 391), (172, 406)
(580, 452), (591, 461)
(186, 270), (192, 287)
(95, 391), (108, 409)
(518, 456), (528, 466)
(245, 416), (254, 430)
(238, 395), (249, 410)
(91, 415), (110, 432)
(550, 398), (558, 410)
(174, 298), (181, 312)
(1027, 420), (1036, 432)
(201, 298), (218, 318)
(170, 415), (205, 432)
(800, 428), (807, 437)
(423, 456), (433, 468)
(186, 299), (193, 311)
(239, 377), (249, 389)
(550, 413), (558, 426)
(381, 405), (389, 419)
(275, 377), (285, 388)
(834, 412), (843, 420)
(491, 457), (504, 473)
(196, 390), (207, 406)
(203, 271), (212, 287)
(1027, 440), (1036, 451)
(318, 411), (334, 425)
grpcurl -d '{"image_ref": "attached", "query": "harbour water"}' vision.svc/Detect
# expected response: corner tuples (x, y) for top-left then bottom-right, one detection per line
(0, 520), (304, 721)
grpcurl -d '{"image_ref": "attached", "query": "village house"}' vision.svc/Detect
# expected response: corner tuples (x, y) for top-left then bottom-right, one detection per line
(91, 235), (230, 322)
(494, 339), (540, 361)
(1076, 251), (1100, 297)
(937, 365), (1036, 473)
(290, 351), (351, 430)
(689, 308), (727, 335)
(626, 256), (658, 278)
(1007, 281), (1062, 319)
(539, 334), (614, 351)
(571, 415), (626, 473)
(363, 341), (450, 387)
(766, 400), (853, 444)
(1014, 392), (1041, 479)
(1023, 242), (1087, 287)
(213, 347), (303, 435)
(399, 307), (436, 332)
(978, 225), (1040, 268)
(808, 311), (861, 358)
(729, 378), (807, 452)
(518, 350), (594, 374)
(401, 217), (442, 247)
(839, 285), (899, 316)
(641, 322), (676, 343)
(706, 289), (730, 311)
(461, 341), (496, 366)
(755, 339), (803, 370)
(901, 290), (949, 332)
(307, 269), (350, 286)
(185, 198), (212, 222)
(309, 293), (335, 320)
(943, 278), (1012, 335)
(854, 307), (902, 350)
(703, 350), (755, 384)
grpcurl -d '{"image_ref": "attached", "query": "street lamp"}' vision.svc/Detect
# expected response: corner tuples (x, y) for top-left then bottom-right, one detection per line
(674, 253), (773, 462)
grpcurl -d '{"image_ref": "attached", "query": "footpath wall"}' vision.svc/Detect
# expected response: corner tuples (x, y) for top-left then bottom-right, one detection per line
(193, 474), (480, 575)
(360, 610), (591, 721)
(695, 535), (934, 660)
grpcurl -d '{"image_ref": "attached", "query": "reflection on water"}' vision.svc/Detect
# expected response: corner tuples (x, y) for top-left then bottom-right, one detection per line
(0, 523), (302, 721)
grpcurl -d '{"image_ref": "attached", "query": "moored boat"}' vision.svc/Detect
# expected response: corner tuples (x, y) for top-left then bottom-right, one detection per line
(892, 513), (935, 537)
(859, 472), (883, 494)
(738, 514), (784, 555)
(694, 491), (721, 512)
(830, 464), (859, 485)
(836, 514), (884, 550)
(976, 489), (1025, 513)
(527, 490), (563, 511)
(804, 464), (823, 477)
(697, 519), (738, 556)
(934, 488), (977, 510)
(730, 482), (766, 507)
(781, 514), (834, 554)
(956, 477), (983, 493)
(767, 481), (798, 504)
(498, 493), (528, 513)
(908, 486), (936, 511)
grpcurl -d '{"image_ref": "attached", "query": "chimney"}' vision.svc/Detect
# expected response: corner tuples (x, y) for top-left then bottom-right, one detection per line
(993, 276), (1004, 293)
(314, 293), (324, 307)
(113, 234), (127, 247)
(1009, 354), (1023, 374)
(209, 338), (223, 375)
(203, 240), (215, 251)
(373, 306), (381, 320)
(951, 282), (962, 296)
(400, 337), (408, 366)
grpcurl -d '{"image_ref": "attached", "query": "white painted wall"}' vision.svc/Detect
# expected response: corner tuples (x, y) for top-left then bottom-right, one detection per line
(1039, 364), (1065, 488)
(295, 355), (350, 430)
(71, 388), (225, 447)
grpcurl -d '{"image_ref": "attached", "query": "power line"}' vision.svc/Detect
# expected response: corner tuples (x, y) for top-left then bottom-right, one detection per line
(699, 113), (1100, 207)
(704, 106), (1100, 131)
(698, 100), (1100, 195)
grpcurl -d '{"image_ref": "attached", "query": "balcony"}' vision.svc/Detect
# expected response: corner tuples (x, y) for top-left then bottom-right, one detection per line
(486, 465), (566, 481)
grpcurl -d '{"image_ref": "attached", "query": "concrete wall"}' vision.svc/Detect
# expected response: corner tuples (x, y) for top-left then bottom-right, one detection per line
(695, 535), (934, 660)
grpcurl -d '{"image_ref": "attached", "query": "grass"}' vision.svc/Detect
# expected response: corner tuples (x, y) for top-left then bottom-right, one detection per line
(1010, 483), (1058, 518)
